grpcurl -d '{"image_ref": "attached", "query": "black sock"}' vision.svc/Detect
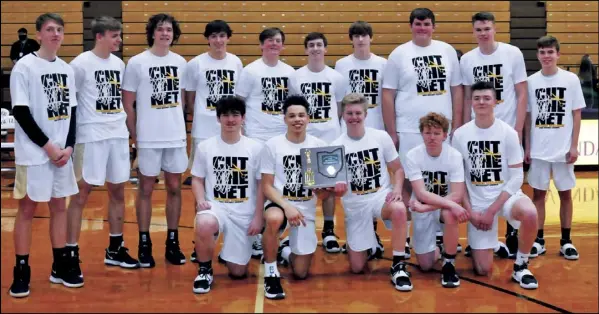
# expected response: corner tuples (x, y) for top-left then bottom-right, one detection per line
(561, 228), (571, 242)
(52, 247), (66, 264)
(537, 229), (544, 239)
(199, 260), (212, 272)
(16, 254), (29, 267)
(167, 229), (179, 245)
(506, 221), (514, 235)
(323, 220), (334, 231)
(442, 252), (456, 265)
(109, 234), (124, 251)
(392, 254), (405, 266)
(373, 220), (378, 232)
(139, 231), (151, 246)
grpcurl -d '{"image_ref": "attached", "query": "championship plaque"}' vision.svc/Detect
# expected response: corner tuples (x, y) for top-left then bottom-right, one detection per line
(300, 145), (347, 189)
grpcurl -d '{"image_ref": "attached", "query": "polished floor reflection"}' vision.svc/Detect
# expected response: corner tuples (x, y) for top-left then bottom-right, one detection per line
(1, 172), (597, 313)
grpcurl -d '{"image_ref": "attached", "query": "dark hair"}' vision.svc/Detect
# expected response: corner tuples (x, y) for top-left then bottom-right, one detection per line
(282, 95), (310, 114)
(35, 13), (64, 32)
(419, 112), (450, 133)
(145, 13), (181, 47)
(259, 27), (285, 44)
(91, 16), (122, 40)
(471, 81), (496, 97)
(304, 32), (327, 48)
(456, 49), (464, 61)
(216, 96), (246, 117)
(409, 8), (435, 25)
(204, 20), (232, 38)
(537, 35), (560, 52)
(472, 12), (496, 24)
(18, 27), (28, 34)
(348, 21), (373, 40)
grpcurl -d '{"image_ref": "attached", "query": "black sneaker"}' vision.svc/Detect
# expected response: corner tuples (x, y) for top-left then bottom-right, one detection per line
(560, 239), (579, 260)
(405, 238), (411, 259)
(321, 229), (341, 253)
(277, 239), (289, 267)
(49, 261), (84, 288)
(192, 266), (213, 294)
(494, 241), (513, 259)
(252, 234), (264, 259)
(390, 263), (413, 292)
(530, 237), (546, 258)
(441, 262), (460, 288)
(465, 245), (472, 257)
(375, 232), (384, 252)
(505, 231), (519, 258)
(138, 243), (155, 268)
(264, 276), (285, 300)
(67, 245), (83, 279)
(9, 265), (30, 298)
(183, 176), (193, 186)
(165, 241), (186, 265)
(191, 241), (198, 263)
(105, 245), (140, 269)
(512, 262), (538, 289)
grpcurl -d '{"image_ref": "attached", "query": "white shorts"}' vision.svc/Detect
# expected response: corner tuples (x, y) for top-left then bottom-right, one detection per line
(343, 194), (392, 252)
(197, 205), (253, 266)
(264, 202), (317, 256)
(74, 138), (131, 186)
(411, 208), (442, 255)
(138, 147), (188, 177)
(467, 191), (528, 250)
(527, 159), (576, 191)
(14, 160), (78, 202)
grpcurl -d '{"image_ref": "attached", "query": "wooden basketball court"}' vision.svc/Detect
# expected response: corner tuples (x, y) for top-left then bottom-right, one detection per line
(1, 171), (597, 313)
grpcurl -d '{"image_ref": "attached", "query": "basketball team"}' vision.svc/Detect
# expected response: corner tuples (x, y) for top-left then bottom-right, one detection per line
(8, 8), (585, 299)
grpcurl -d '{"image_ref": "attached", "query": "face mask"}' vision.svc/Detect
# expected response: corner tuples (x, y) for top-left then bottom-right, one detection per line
(19, 34), (27, 41)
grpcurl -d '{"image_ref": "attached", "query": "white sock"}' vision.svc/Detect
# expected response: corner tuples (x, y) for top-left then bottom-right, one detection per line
(515, 251), (529, 266)
(109, 233), (123, 237)
(281, 246), (291, 262)
(393, 250), (405, 257)
(264, 261), (280, 277)
(66, 243), (78, 247)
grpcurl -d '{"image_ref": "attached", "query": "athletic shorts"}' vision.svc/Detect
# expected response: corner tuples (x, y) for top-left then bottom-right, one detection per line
(527, 158), (576, 191)
(74, 138), (131, 185)
(138, 147), (188, 177)
(343, 194), (392, 252)
(411, 208), (442, 255)
(14, 160), (78, 202)
(264, 202), (317, 256)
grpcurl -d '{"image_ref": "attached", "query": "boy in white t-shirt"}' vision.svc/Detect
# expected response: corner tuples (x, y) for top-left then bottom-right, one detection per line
(289, 32), (346, 253)
(404, 112), (470, 288)
(452, 81), (539, 289)
(122, 13), (188, 268)
(235, 27), (295, 259)
(191, 96), (264, 294)
(66, 17), (139, 279)
(9, 13), (82, 298)
(382, 8), (464, 257)
(460, 12), (529, 257)
(525, 36), (585, 260)
(331, 93), (412, 292)
(260, 95), (328, 300)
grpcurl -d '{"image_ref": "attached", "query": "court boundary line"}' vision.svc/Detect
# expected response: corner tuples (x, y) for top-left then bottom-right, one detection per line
(254, 265), (265, 313)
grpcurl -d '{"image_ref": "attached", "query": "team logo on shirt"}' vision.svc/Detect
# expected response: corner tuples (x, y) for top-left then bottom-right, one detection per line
(422, 171), (448, 196)
(149, 66), (180, 109)
(213, 156), (249, 203)
(348, 69), (380, 108)
(282, 154), (313, 201)
(346, 148), (382, 195)
(206, 69), (236, 110)
(261, 77), (289, 115)
(473, 64), (504, 103)
(412, 55), (447, 96)
(41, 73), (71, 121)
(534, 87), (566, 128)
(467, 140), (503, 185)
(94, 70), (122, 113)
(300, 82), (332, 123)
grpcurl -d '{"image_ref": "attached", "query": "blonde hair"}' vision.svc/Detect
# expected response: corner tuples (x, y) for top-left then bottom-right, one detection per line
(419, 112), (450, 133)
(341, 93), (368, 113)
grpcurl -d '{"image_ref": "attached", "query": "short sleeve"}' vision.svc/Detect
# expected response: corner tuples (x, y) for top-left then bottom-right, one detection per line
(235, 67), (254, 98)
(252, 142), (264, 180)
(68, 67), (78, 108)
(505, 128), (523, 166)
(288, 73), (299, 95)
(382, 56), (400, 90)
(571, 76), (587, 110)
(122, 58), (140, 92)
(526, 80), (534, 113)
(9, 65), (31, 108)
(177, 58), (187, 91)
(448, 46), (462, 87)
(184, 58), (199, 92)
(448, 150), (465, 182)
(260, 142), (276, 175)
(511, 47), (528, 84)
(334, 72), (346, 102)
(380, 132), (399, 162)
(69, 57), (86, 92)
(460, 56), (474, 86)
(404, 151), (423, 181)
(191, 143), (207, 178)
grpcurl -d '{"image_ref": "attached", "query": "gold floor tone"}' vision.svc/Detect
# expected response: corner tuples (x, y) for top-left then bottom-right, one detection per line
(1, 173), (598, 313)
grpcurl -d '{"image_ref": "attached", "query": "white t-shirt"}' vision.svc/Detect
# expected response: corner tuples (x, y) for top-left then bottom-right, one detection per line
(451, 119), (522, 210)
(70, 51), (128, 143)
(191, 135), (263, 218)
(235, 58), (295, 143)
(122, 50), (187, 148)
(334, 54), (387, 130)
(526, 68), (586, 162)
(289, 65), (345, 143)
(404, 143), (464, 203)
(460, 42), (527, 128)
(382, 40), (462, 133)
(260, 134), (327, 220)
(185, 52), (243, 140)
(331, 128), (399, 211)
(10, 53), (77, 166)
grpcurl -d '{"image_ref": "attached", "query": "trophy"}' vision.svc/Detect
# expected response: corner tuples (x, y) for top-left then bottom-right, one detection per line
(300, 145), (347, 189)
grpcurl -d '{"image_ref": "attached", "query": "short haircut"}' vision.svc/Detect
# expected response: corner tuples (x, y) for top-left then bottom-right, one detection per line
(145, 13), (181, 47)
(259, 27), (285, 44)
(204, 20), (232, 38)
(419, 112), (450, 133)
(472, 12), (496, 24)
(409, 8), (435, 25)
(282, 95), (310, 114)
(471, 81), (496, 97)
(35, 13), (64, 32)
(537, 35), (560, 52)
(348, 21), (373, 40)
(216, 96), (246, 117)
(91, 16), (122, 40)
(18, 27), (28, 34)
(341, 93), (368, 113)
(304, 32), (327, 48)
